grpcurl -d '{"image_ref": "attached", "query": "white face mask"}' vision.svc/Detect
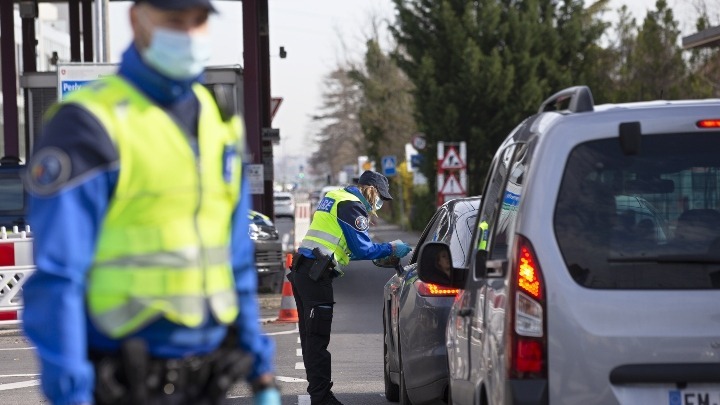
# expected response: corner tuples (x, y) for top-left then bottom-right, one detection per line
(374, 197), (384, 211)
(139, 13), (211, 79)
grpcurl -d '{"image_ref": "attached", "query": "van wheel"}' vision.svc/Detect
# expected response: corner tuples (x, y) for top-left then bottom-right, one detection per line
(399, 370), (412, 405)
(384, 322), (399, 402)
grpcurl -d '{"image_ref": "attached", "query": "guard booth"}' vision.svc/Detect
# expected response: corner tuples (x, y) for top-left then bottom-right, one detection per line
(19, 64), (244, 156)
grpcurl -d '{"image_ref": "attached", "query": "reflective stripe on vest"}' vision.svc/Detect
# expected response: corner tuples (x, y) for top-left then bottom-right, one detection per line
(61, 76), (242, 338)
(299, 188), (361, 266)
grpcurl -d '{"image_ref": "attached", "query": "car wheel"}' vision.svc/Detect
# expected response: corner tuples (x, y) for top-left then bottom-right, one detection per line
(384, 318), (399, 402)
(399, 369), (411, 405)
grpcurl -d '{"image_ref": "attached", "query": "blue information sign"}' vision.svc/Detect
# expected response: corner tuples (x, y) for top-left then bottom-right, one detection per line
(381, 155), (397, 177)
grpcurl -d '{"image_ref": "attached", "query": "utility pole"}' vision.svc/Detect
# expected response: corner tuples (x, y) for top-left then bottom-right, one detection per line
(243, 0), (274, 217)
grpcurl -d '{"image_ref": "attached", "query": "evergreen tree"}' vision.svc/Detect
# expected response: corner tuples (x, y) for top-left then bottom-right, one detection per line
(628, 0), (686, 100)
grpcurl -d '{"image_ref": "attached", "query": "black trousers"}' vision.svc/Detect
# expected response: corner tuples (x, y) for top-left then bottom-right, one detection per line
(289, 258), (335, 404)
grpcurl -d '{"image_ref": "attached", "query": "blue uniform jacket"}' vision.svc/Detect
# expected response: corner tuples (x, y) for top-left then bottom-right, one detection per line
(21, 44), (274, 405)
(299, 186), (393, 261)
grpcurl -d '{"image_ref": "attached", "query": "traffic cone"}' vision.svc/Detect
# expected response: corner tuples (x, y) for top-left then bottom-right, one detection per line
(277, 253), (299, 323)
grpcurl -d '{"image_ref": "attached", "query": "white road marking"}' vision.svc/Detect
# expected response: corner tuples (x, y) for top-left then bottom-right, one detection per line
(0, 374), (39, 378)
(296, 348), (302, 356)
(297, 337), (301, 343)
(266, 324), (299, 336)
(0, 380), (40, 391)
(295, 362), (305, 370)
(298, 394), (310, 405)
(276, 376), (306, 383)
(0, 347), (33, 351)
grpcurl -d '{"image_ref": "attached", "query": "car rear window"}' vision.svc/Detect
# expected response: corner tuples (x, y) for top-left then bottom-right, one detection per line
(554, 132), (720, 289)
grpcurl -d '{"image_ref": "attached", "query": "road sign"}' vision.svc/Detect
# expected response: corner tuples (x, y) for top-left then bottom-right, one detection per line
(246, 164), (264, 195)
(411, 133), (427, 150)
(382, 155), (397, 177)
(57, 63), (117, 101)
(271, 97), (283, 122)
(440, 147), (465, 170)
(440, 173), (465, 194)
(410, 154), (423, 169)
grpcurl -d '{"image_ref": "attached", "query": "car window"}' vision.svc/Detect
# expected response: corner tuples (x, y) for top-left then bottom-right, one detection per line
(0, 177), (23, 211)
(473, 144), (517, 279)
(449, 199), (480, 268)
(489, 143), (528, 261)
(554, 132), (720, 289)
(409, 209), (445, 264)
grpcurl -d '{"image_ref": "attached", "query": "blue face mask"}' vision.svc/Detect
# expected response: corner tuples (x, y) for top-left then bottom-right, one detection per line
(374, 197), (384, 211)
(140, 20), (211, 80)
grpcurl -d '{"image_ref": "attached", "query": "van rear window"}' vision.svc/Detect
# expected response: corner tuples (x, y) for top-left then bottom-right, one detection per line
(554, 133), (720, 289)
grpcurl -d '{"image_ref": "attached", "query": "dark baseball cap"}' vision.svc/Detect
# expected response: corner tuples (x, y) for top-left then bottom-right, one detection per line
(358, 170), (393, 201)
(134, 0), (216, 12)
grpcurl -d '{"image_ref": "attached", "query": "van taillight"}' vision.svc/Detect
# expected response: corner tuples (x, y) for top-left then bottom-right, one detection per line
(416, 281), (459, 297)
(508, 235), (546, 378)
(515, 338), (543, 373)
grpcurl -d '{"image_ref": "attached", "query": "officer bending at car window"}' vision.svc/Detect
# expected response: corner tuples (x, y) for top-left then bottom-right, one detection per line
(21, 1), (280, 404)
(289, 170), (412, 405)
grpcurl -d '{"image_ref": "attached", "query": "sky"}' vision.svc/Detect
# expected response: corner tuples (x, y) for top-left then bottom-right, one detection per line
(106, 0), (705, 168)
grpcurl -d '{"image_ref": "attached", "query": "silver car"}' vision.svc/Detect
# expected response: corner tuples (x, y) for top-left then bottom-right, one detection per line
(383, 196), (480, 405)
(418, 86), (720, 404)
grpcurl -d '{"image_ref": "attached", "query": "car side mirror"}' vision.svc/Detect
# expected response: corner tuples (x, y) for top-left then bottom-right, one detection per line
(417, 242), (467, 289)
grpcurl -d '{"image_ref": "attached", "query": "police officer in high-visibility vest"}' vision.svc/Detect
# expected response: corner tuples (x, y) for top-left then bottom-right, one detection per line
(22, 1), (280, 404)
(290, 171), (412, 405)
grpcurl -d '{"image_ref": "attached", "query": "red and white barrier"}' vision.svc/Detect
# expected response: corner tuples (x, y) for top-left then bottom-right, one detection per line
(0, 226), (35, 325)
(293, 202), (312, 251)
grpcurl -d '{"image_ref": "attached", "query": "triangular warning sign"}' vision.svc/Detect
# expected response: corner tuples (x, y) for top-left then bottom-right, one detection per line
(440, 174), (465, 194)
(440, 147), (465, 170)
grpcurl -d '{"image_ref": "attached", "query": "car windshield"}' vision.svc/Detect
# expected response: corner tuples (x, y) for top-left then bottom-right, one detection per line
(554, 132), (720, 289)
(0, 177), (23, 211)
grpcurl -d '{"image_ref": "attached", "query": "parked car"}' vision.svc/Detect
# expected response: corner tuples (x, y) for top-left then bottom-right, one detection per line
(273, 191), (295, 219)
(382, 196), (481, 405)
(418, 86), (720, 404)
(0, 156), (27, 230)
(248, 209), (285, 293)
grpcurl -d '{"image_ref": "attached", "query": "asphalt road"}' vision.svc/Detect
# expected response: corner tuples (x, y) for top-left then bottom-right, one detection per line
(0, 216), (424, 404)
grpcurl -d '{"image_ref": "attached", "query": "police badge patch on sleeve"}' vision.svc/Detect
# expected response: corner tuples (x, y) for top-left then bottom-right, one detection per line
(26, 147), (72, 196)
(355, 215), (369, 231)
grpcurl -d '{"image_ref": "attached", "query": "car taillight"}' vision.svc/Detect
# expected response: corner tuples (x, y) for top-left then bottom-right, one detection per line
(0, 243), (14, 266)
(416, 281), (459, 297)
(697, 119), (720, 128)
(507, 235), (546, 378)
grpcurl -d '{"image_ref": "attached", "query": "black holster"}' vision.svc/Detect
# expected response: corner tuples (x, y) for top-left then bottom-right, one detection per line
(308, 248), (335, 281)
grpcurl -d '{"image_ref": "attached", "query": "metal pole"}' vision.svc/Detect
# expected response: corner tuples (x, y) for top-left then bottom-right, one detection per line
(94, 0), (110, 62)
(1, 0), (20, 158)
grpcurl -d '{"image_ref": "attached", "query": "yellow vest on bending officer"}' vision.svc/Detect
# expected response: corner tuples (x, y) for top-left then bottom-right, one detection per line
(299, 188), (362, 266)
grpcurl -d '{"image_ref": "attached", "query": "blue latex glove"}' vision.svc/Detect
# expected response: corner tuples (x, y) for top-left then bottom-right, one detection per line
(390, 240), (412, 258)
(254, 387), (281, 405)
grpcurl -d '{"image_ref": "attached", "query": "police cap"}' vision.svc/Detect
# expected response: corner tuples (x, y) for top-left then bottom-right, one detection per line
(134, 0), (217, 12)
(358, 170), (393, 201)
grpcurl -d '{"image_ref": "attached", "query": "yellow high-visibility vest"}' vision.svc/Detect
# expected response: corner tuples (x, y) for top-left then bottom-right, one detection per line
(59, 76), (243, 338)
(300, 188), (362, 266)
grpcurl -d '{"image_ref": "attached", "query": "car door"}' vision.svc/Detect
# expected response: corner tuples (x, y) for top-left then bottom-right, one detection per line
(388, 208), (448, 370)
(450, 144), (517, 403)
